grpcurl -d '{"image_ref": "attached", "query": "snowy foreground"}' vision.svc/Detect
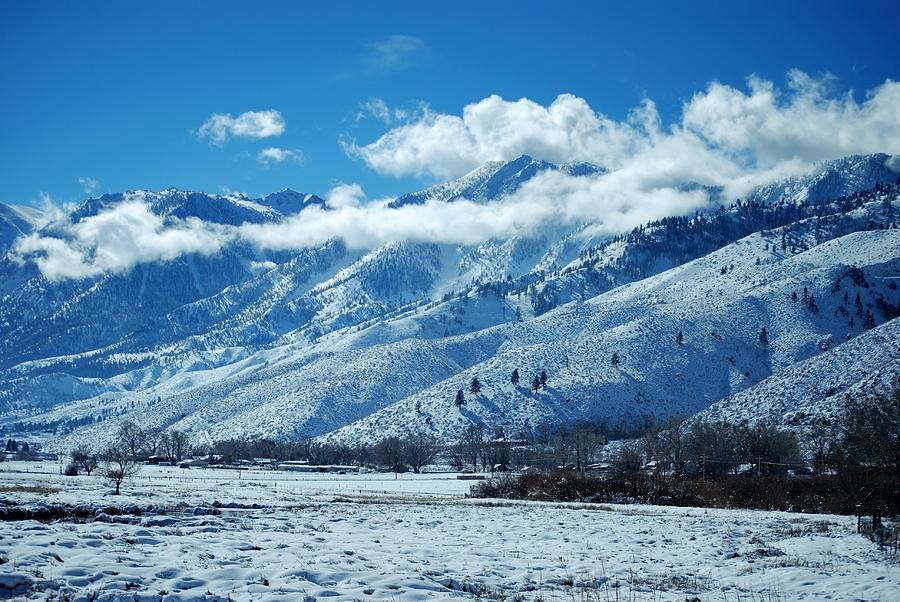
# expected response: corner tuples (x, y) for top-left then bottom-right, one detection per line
(1, 462), (897, 601)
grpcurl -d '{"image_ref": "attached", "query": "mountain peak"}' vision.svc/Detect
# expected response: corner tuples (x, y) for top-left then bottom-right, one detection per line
(258, 189), (325, 213)
(389, 155), (604, 208)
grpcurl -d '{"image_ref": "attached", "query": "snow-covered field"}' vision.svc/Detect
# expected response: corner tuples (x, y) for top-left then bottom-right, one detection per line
(1, 462), (897, 601)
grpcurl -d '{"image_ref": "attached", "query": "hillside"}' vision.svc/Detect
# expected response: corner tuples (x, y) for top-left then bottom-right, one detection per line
(693, 317), (900, 429)
(1, 154), (899, 448)
(40, 213), (900, 449)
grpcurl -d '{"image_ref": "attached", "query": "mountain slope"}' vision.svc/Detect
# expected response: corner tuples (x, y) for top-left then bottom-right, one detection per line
(41, 216), (900, 449)
(1, 154), (899, 448)
(0, 202), (42, 254)
(693, 317), (900, 428)
(321, 227), (900, 444)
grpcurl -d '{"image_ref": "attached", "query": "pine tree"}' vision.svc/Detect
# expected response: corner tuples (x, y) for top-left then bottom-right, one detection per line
(511, 369), (519, 385)
(539, 370), (548, 387)
(676, 330), (684, 345)
(611, 352), (620, 367)
(469, 377), (482, 394)
(454, 390), (465, 407)
(759, 326), (769, 352)
(863, 310), (876, 330)
(791, 290), (798, 303)
(531, 375), (542, 391)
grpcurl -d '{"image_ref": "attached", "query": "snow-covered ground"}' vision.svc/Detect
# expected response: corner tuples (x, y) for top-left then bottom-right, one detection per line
(1, 462), (897, 601)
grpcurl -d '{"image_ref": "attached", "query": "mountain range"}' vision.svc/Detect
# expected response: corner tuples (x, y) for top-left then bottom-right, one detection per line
(1, 153), (898, 449)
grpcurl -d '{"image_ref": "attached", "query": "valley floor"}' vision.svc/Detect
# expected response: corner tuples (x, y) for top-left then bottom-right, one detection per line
(0, 462), (897, 601)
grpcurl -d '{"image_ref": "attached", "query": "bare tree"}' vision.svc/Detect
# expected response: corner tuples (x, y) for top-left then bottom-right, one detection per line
(483, 440), (511, 472)
(735, 422), (802, 475)
(801, 420), (839, 475)
(116, 421), (146, 461)
(143, 428), (162, 458)
(571, 421), (604, 472)
(71, 446), (99, 475)
(169, 429), (189, 462)
(683, 421), (740, 478)
(374, 436), (406, 475)
(459, 423), (485, 471)
(102, 440), (140, 495)
(162, 429), (189, 463)
(402, 432), (440, 473)
(842, 384), (900, 473)
(643, 417), (686, 474)
(611, 444), (643, 476)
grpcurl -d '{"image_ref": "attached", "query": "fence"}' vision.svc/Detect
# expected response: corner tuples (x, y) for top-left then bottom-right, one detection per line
(857, 505), (898, 557)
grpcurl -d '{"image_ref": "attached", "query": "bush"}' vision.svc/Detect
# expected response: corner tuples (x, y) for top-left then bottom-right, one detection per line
(63, 463), (79, 476)
(470, 469), (900, 515)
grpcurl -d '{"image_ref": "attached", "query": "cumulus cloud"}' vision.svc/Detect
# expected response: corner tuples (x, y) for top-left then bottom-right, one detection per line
(198, 110), (285, 144)
(365, 35), (427, 72)
(257, 147), (305, 167)
(325, 183), (366, 209)
(78, 177), (99, 195)
(347, 72), (900, 180)
(13, 71), (900, 281)
(682, 70), (900, 166)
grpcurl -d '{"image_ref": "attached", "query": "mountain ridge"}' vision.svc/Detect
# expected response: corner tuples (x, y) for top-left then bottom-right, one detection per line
(1, 153), (899, 449)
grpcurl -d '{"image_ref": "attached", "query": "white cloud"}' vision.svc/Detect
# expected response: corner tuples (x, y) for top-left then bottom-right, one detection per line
(236, 174), (708, 253)
(198, 110), (286, 144)
(347, 73), (900, 180)
(354, 98), (416, 124)
(15, 71), (900, 281)
(357, 98), (392, 123)
(344, 94), (651, 179)
(11, 195), (231, 281)
(366, 35), (427, 72)
(682, 70), (900, 167)
(257, 147), (305, 167)
(78, 177), (99, 195)
(325, 183), (366, 209)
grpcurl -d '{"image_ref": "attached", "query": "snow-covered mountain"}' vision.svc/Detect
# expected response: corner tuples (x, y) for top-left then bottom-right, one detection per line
(693, 317), (899, 429)
(1, 154), (898, 448)
(0, 202), (42, 254)
(389, 154), (604, 207)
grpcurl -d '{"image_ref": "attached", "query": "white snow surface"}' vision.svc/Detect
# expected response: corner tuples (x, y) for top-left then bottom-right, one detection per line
(695, 317), (900, 428)
(1, 461), (898, 601)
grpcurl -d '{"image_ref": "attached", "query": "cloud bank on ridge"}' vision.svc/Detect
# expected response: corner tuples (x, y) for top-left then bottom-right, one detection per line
(12, 71), (900, 281)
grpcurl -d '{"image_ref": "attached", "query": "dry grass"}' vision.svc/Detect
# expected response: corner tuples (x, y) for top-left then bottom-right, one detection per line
(0, 484), (61, 494)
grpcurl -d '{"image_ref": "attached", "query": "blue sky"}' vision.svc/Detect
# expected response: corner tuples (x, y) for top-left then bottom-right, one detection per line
(2, 0), (899, 206)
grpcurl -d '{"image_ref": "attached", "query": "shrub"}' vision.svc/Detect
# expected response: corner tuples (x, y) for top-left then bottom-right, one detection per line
(470, 469), (900, 515)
